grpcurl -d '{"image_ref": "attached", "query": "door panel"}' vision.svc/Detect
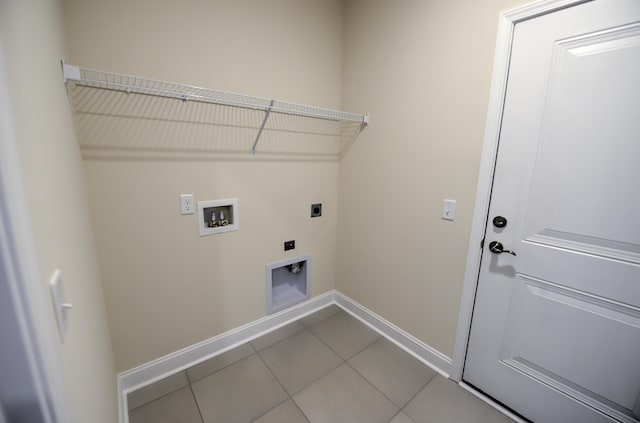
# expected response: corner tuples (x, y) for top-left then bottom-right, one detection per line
(501, 275), (640, 411)
(524, 24), (640, 255)
(464, 1), (640, 422)
(517, 242), (640, 303)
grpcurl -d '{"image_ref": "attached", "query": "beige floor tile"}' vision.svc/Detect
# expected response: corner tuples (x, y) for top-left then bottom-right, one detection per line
(253, 399), (309, 423)
(299, 305), (343, 327)
(129, 386), (202, 423)
(186, 343), (254, 383)
(259, 329), (342, 394)
(192, 354), (288, 423)
(389, 412), (416, 423)
(127, 371), (189, 410)
(403, 376), (514, 423)
(293, 363), (398, 423)
(348, 338), (437, 407)
(310, 312), (380, 359)
(251, 321), (305, 351)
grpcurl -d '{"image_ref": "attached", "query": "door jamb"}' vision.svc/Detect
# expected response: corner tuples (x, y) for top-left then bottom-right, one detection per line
(0, 40), (71, 422)
(449, 0), (591, 382)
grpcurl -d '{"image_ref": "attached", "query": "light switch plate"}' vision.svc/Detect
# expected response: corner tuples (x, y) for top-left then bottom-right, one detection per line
(49, 269), (72, 343)
(442, 199), (456, 221)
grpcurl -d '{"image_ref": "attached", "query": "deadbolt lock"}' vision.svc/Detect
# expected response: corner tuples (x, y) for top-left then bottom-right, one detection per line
(492, 216), (507, 228)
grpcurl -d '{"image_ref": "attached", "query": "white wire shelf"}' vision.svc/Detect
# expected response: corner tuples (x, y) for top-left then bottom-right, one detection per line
(63, 62), (368, 156)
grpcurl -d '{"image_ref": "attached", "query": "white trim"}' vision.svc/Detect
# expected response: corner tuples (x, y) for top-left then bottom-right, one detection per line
(334, 292), (451, 378)
(0, 44), (71, 422)
(118, 290), (336, 423)
(117, 290), (455, 422)
(449, 0), (592, 382)
(458, 382), (528, 423)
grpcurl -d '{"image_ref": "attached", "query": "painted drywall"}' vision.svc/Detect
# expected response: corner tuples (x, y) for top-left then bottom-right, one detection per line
(59, 0), (535, 375)
(0, 0), (118, 422)
(63, 0), (344, 371)
(338, 0), (526, 358)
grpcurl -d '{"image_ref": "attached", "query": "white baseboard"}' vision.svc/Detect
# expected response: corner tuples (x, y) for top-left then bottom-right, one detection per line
(118, 290), (336, 423)
(334, 292), (452, 378)
(118, 290), (454, 422)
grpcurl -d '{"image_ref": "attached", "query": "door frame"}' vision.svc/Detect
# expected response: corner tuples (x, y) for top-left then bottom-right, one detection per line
(0, 41), (71, 422)
(449, 0), (591, 382)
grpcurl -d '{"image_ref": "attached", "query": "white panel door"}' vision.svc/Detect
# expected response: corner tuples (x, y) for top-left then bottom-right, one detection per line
(464, 1), (640, 422)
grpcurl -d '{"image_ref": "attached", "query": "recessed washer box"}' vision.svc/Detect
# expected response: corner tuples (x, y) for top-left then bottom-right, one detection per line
(266, 254), (310, 315)
(197, 198), (239, 236)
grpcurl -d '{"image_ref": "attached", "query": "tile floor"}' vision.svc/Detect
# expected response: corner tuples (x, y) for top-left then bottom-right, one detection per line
(128, 305), (514, 423)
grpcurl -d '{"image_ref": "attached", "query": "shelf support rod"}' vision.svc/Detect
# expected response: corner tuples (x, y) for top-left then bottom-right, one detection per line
(252, 99), (274, 155)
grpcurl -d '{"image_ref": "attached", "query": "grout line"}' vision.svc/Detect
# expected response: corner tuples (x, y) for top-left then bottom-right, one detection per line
(290, 396), (311, 423)
(334, 295), (451, 378)
(309, 310), (382, 361)
(132, 305), (348, 422)
(343, 335), (440, 418)
(134, 303), (445, 422)
(284, 314), (341, 423)
(387, 410), (412, 423)
(120, 293), (338, 396)
(274, 316), (349, 396)
(344, 358), (401, 412)
(187, 380), (205, 423)
(250, 397), (290, 422)
(126, 372), (189, 413)
(257, 327), (344, 397)
(253, 347), (316, 422)
(398, 372), (440, 418)
(255, 347), (294, 398)
(291, 360), (343, 397)
(130, 345), (261, 414)
(188, 305), (343, 419)
(249, 321), (305, 353)
(306, 321), (346, 362)
(185, 343), (256, 384)
(250, 309), (352, 421)
(342, 332), (383, 361)
(283, 314), (404, 420)
(255, 350), (290, 395)
(298, 305), (342, 328)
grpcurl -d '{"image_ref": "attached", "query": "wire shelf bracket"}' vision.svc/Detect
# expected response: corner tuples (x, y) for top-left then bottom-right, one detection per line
(252, 100), (275, 155)
(62, 61), (369, 155)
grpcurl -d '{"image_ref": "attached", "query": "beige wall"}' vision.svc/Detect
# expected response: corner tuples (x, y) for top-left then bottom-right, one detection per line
(0, 0), (118, 421)
(338, 0), (526, 358)
(57, 0), (534, 376)
(63, 0), (344, 371)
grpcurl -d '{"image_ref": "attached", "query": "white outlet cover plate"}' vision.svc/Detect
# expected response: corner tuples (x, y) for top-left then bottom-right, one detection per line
(442, 199), (456, 221)
(180, 194), (195, 215)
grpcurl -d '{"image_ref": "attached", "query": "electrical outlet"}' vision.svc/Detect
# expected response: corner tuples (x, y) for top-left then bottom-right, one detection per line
(180, 194), (195, 215)
(284, 240), (295, 251)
